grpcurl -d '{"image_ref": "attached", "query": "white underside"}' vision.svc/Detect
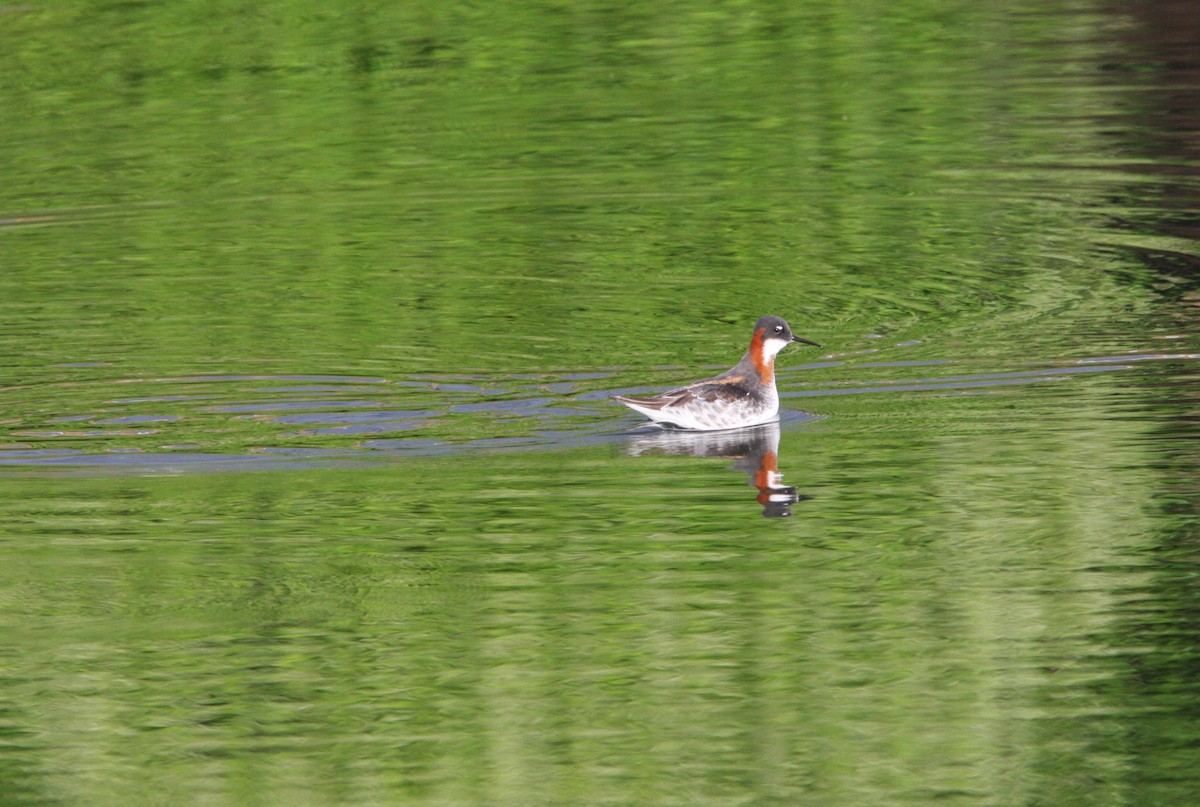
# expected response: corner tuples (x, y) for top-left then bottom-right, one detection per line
(622, 386), (780, 431)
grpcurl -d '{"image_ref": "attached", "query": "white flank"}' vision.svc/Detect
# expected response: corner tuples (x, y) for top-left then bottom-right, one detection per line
(619, 384), (780, 431)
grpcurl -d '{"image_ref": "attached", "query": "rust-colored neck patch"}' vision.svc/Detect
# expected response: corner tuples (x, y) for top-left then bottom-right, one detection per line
(754, 450), (779, 492)
(750, 328), (774, 383)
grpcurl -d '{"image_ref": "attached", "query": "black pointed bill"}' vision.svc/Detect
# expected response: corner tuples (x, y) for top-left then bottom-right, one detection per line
(791, 336), (822, 348)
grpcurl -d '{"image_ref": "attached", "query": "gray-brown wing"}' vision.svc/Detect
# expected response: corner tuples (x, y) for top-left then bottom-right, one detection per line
(611, 388), (694, 411)
(658, 375), (753, 407)
(613, 373), (751, 410)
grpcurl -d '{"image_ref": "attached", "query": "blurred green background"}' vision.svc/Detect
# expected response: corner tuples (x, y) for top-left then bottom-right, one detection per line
(2, 1), (1199, 805)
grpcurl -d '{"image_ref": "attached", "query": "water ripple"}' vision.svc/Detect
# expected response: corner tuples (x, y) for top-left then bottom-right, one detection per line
(0, 351), (1196, 472)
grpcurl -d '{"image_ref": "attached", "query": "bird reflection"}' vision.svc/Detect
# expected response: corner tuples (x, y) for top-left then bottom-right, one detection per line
(625, 419), (807, 518)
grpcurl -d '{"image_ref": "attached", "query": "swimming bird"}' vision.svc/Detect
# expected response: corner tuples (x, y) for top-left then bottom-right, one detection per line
(613, 315), (821, 431)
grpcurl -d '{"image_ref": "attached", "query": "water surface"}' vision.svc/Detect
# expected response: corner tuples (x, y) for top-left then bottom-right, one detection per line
(2, 1), (1199, 804)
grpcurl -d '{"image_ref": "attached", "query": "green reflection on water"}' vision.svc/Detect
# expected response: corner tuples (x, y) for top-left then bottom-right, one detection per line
(0, 0), (1170, 382)
(0, 374), (1191, 804)
(2, 0), (1199, 805)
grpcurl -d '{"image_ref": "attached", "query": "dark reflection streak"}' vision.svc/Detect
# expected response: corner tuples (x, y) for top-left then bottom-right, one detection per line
(625, 420), (804, 518)
(1091, 5), (1200, 803)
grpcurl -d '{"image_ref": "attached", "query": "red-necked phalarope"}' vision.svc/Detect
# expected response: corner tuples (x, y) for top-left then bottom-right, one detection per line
(613, 315), (821, 431)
